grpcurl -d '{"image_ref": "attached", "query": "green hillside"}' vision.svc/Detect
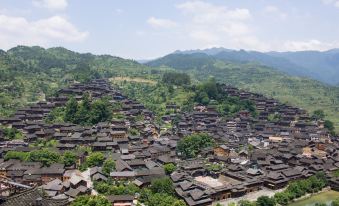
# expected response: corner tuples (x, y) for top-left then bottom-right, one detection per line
(0, 46), (149, 116)
(147, 54), (339, 132)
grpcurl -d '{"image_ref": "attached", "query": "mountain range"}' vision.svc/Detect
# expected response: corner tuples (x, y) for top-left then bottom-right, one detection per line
(146, 48), (339, 131)
(148, 47), (339, 85)
(0, 45), (339, 132)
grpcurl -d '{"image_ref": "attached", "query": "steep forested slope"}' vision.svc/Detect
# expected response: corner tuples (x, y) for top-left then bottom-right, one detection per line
(146, 53), (339, 131)
(0, 46), (148, 116)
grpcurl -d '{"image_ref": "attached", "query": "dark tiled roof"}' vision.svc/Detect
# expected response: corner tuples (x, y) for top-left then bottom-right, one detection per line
(1, 187), (68, 206)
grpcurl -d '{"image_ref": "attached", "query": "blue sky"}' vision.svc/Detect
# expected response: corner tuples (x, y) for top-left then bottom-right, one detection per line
(1, 0), (339, 59)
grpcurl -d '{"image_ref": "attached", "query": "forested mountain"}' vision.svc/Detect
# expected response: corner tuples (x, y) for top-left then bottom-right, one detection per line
(146, 52), (339, 131)
(268, 49), (339, 85)
(0, 46), (147, 116)
(1, 45), (339, 131)
(168, 48), (339, 85)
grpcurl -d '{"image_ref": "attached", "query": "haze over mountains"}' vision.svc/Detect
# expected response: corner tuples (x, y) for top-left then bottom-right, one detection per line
(148, 48), (339, 86)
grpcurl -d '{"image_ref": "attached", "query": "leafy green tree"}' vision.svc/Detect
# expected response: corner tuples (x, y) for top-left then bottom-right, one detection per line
(102, 159), (116, 176)
(70, 195), (110, 206)
(274, 192), (292, 205)
(64, 97), (78, 122)
(162, 72), (191, 86)
(63, 151), (77, 167)
(256, 196), (276, 206)
(163, 163), (177, 175)
(128, 128), (140, 136)
(177, 133), (215, 158)
(4, 151), (29, 161)
(88, 98), (112, 124)
(28, 150), (61, 166)
(312, 109), (325, 120)
(172, 200), (186, 206)
(86, 152), (105, 167)
(74, 92), (91, 124)
(150, 177), (174, 195)
(146, 193), (179, 206)
(324, 120), (335, 134)
(2, 127), (22, 140)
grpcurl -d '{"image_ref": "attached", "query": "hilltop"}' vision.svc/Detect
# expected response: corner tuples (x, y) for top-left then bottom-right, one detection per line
(164, 47), (339, 85)
(146, 52), (339, 132)
(1, 45), (339, 132)
(0, 46), (148, 116)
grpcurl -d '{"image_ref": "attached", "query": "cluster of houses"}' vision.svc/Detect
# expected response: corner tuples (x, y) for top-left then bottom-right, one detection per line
(0, 79), (338, 206)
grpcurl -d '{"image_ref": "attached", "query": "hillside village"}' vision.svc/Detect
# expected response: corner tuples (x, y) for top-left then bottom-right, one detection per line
(0, 78), (338, 206)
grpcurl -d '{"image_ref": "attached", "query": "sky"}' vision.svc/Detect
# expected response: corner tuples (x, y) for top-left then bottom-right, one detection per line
(1, 0), (339, 59)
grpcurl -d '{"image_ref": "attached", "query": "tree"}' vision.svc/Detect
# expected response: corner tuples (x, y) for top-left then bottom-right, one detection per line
(177, 133), (215, 158)
(312, 109), (325, 120)
(102, 159), (116, 175)
(256, 196), (276, 206)
(172, 200), (186, 206)
(164, 163), (176, 175)
(145, 193), (180, 206)
(64, 97), (78, 122)
(150, 177), (174, 195)
(71, 195), (110, 206)
(88, 98), (112, 124)
(274, 192), (292, 205)
(74, 92), (91, 124)
(86, 152), (105, 167)
(324, 120), (335, 134)
(4, 151), (29, 161)
(63, 151), (77, 167)
(28, 150), (61, 166)
(2, 127), (23, 140)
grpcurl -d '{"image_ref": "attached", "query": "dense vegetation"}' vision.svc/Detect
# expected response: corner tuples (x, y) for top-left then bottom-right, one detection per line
(162, 72), (191, 86)
(0, 126), (23, 140)
(46, 93), (113, 125)
(170, 47), (339, 85)
(2, 45), (338, 132)
(0, 46), (147, 117)
(230, 172), (328, 206)
(71, 195), (111, 206)
(93, 176), (186, 206)
(147, 53), (339, 132)
(273, 173), (327, 205)
(4, 149), (77, 167)
(118, 74), (257, 122)
(177, 133), (215, 159)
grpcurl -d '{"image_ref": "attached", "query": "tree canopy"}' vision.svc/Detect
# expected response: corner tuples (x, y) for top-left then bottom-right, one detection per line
(177, 133), (215, 158)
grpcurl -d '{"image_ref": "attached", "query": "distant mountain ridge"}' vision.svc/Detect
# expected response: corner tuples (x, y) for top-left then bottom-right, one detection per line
(146, 48), (339, 131)
(168, 47), (339, 85)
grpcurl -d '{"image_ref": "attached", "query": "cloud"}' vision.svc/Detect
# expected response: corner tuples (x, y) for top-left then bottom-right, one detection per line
(147, 17), (177, 29)
(33, 0), (68, 11)
(321, 0), (339, 8)
(114, 8), (124, 15)
(264, 5), (287, 20)
(282, 39), (338, 51)
(177, 1), (251, 23)
(0, 14), (88, 49)
(175, 1), (268, 50)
